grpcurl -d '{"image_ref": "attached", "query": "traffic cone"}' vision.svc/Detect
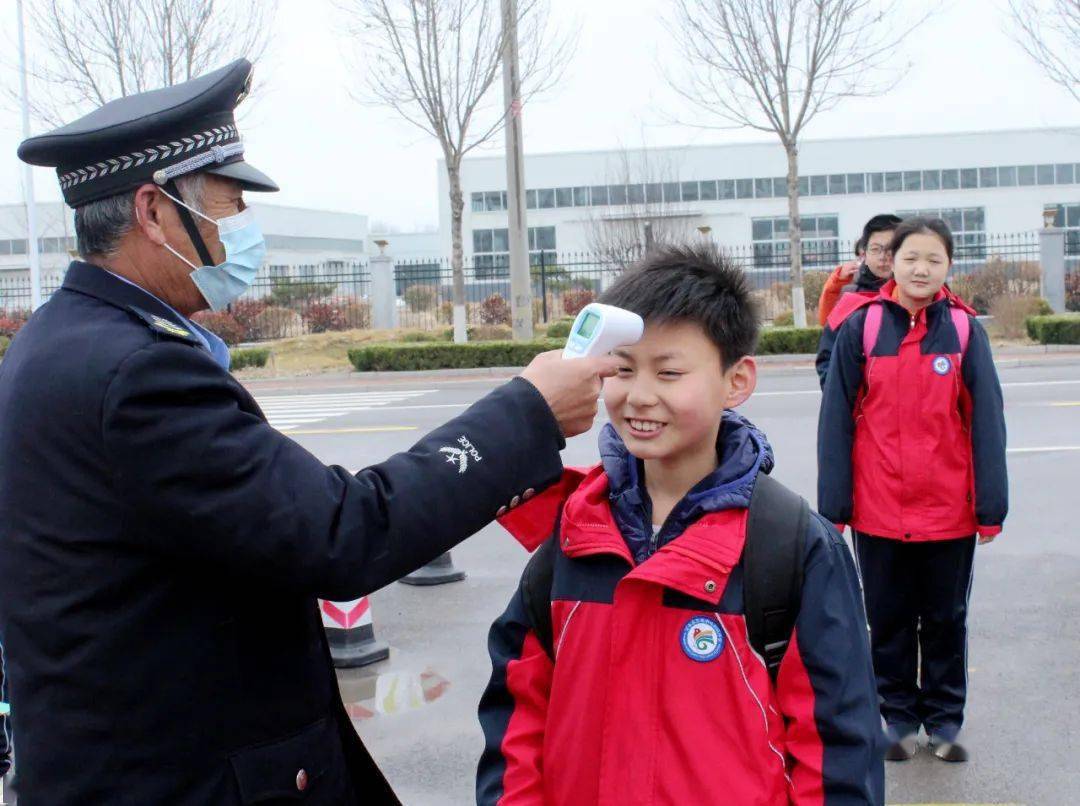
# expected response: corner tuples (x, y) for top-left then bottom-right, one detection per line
(319, 596), (390, 668)
(398, 551), (466, 586)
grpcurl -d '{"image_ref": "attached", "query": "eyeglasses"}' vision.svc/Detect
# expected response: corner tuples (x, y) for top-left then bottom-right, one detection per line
(866, 245), (889, 256)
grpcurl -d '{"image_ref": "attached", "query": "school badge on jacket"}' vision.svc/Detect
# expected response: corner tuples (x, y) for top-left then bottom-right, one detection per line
(681, 616), (725, 662)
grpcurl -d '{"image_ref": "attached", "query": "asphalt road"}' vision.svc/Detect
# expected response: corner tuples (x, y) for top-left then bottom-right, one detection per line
(238, 359), (1080, 806)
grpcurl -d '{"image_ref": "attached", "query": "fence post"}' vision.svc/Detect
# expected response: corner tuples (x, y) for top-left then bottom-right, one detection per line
(369, 251), (399, 330)
(1039, 215), (1067, 313)
(540, 250), (548, 323)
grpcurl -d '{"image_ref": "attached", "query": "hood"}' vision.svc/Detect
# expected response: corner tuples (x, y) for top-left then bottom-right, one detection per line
(599, 411), (774, 563)
(877, 278), (977, 316)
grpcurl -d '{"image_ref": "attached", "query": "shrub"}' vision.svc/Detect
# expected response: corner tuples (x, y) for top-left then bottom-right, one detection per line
(1025, 314), (1080, 344)
(348, 339), (564, 372)
(302, 301), (368, 333)
(757, 326), (822, 355)
(1067, 272), (1080, 313)
(230, 347), (270, 370)
(478, 293), (511, 325)
(0, 335), (9, 359)
(801, 270), (829, 316)
(269, 280), (336, 308)
(251, 306), (305, 340)
(404, 284), (438, 313)
(562, 288), (595, 317)
(469, 324), (512, 341)
(989, 295), (1052, 339)
(0, 309), (30, 337)
(771, 310), (795, 327)
(398, 330), (444, 343)
(190, 311), (245, 345)
(230, 298), (269, 339)
(546, 319), (574, 339)
(438, 300), (455, 324)
(950, 262), (1009, 314)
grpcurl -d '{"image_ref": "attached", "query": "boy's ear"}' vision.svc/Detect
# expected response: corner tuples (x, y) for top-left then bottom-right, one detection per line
(724, 356), (757, 409)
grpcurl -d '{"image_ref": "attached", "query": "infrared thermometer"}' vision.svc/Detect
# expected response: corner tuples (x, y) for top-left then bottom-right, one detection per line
(563, 303), (644, 359)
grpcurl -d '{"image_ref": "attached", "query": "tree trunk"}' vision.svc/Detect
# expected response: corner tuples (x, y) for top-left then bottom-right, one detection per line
(447, 164), (468, 344)
(785, 142), (807, 328)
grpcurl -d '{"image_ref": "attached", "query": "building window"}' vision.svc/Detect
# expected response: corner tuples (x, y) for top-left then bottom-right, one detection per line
(682, 181), (700, 201)
(700, 180), (718, 200)
(609, 184), (628, 205)
(922, 170), (941, 191)
(902, 171), (921, 192)
(900, 207), (986, 260)
(719, 179), (735, 200)
(395, 261), (441, 295)
(645, 183), (662, 204)
(736, 178), (754, 199)
(538, 188), (556, 208)
(268, 265), (289, 279)
(751, 214), (839, 269)
(573, 186), (590, 206)
(1056, 164), (1076, 185)
(869, 172), (884, 193)
(526, 189), (537, 209)
(556, 187), (573, 208)
(1049, 203), (1080, 256)
(471, 192), (484, 212)
(999, 166), (1017, 187)
(755, 178), (773, 198)
(979, 167), (998, 188)
(1018, 165), (1036, 186)
(590, 185), (609, 205)
(1037, 164), (1056, 185)
(847, 173), (866, 194)
(828, 174), (846, 195)
(941, 169), (959, 190)
(884, 172), (902, 193)
(472, 226), (557, 278)
(627, 184), (645, 205)
(810, 175), (828, 196)
(662, 182), (681, 203)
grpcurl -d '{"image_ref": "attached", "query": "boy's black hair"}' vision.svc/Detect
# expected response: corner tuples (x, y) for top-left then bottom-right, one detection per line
(860, 214), (902, 248)
(890, 217), (954, 262)
(854, 236), (865, 256)
(598, 243), (759, 367)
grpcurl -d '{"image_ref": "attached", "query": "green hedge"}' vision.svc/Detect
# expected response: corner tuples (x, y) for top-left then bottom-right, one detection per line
(0, 335), (9, 359)
(545, 319), (574, 339)
(349, 340), (564, 372)
(231, 347), (271, 370)
(758, 326), (822, 355)
(1025, 314), (1080, 344)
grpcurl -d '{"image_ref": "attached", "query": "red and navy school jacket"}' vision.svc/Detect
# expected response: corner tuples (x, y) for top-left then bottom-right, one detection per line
(817, 281), (1008, 541)
(478, 416), (884, 805)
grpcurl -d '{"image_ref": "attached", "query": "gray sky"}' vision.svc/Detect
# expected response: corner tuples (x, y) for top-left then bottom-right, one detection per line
(1, 0), (1078, 231)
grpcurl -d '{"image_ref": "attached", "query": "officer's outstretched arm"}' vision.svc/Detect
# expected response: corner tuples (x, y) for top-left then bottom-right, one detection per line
(101, 341), (564, 599)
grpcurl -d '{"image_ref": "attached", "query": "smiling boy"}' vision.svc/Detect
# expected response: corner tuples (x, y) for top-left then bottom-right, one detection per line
(477, 244), (884, 805)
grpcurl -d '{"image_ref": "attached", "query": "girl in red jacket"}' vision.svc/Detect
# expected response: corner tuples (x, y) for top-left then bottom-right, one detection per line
(818, 217), (1008, 764)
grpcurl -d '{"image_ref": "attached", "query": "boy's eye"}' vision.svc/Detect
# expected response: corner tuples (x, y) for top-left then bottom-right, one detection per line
(617, 366), (633, 375)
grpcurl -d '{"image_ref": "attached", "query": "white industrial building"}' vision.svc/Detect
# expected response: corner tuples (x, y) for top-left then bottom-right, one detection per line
(0, 202), (368, 311)
(439, 127), (1080, 276)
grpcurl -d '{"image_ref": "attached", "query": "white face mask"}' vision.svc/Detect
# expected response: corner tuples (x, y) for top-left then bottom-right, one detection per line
(154, 187), (267, 310)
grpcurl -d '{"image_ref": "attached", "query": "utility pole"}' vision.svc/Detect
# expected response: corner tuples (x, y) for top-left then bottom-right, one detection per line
(501, 0), (533, 340)
(17, 0), (42, 310)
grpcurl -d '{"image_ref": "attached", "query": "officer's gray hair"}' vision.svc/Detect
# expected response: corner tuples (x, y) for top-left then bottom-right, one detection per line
(74, 172), (207, 259)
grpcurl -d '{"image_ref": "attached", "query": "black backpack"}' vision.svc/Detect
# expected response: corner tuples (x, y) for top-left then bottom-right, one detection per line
(520, 472), (808, 682)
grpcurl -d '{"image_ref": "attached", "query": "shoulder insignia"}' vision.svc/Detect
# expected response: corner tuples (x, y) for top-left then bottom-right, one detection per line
(128, 306), (201, 345)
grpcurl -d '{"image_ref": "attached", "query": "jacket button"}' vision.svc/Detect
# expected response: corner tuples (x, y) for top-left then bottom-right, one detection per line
(296, 769), (309, 791)
(510, 495), (521, 508)
(497, 506), (508, 517)
(523, 488), (536, 501)
(704, 580), (717, 594)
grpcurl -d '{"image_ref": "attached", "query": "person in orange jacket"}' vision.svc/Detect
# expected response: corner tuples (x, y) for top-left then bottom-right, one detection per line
(815, 214), (902, 386)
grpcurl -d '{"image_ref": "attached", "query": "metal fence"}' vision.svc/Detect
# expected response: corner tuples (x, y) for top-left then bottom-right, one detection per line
(0, 232), (1066, 342)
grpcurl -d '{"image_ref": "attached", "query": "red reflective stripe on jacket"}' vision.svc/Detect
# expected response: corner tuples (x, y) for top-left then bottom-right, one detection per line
(777, 628), (825, 806)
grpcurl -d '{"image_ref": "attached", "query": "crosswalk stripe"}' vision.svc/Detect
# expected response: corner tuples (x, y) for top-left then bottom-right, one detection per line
(254, 389), (436, 431)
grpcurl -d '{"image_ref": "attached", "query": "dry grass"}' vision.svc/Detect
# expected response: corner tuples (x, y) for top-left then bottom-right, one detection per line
(232, 328), (404, 378)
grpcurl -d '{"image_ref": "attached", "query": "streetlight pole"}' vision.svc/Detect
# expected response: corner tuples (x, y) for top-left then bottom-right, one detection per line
(501, 0), (533, 340)
(17, 0), (42, 311)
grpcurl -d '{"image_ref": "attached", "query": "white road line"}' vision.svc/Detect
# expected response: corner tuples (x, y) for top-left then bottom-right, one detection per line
(256, 390), (436, 431)
(1008, 446), (1080, 454)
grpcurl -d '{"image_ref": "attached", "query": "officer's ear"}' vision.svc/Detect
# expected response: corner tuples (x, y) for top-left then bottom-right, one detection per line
(133, 184), (169, 247)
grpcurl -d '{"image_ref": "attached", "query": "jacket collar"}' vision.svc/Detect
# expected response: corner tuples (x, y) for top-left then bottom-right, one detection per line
(876, 278), (975, 317)
(61, 260), (191, 329)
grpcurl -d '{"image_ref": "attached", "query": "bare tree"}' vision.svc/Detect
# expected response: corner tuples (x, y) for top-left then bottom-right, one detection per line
(1007, 0), (1080, 103)
(14, 0), (274, 126)
(586, 148), (703, 270)
(336, 0), (571, 342)
(664, 0), (926, 327)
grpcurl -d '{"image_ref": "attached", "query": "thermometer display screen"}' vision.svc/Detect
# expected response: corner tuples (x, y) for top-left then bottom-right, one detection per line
(576, 312), (600, 339)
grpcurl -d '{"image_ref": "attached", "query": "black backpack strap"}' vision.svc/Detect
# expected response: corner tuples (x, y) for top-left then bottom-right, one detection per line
(520, 512), (561, 661)
(744, 472), (809, 682)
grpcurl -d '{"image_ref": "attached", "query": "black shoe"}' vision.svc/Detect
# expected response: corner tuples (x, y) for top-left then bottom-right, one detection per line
(928, 735), (969, 762)
(884, 732), (918, 761)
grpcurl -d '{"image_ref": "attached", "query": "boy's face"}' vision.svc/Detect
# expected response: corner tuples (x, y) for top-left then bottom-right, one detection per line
(864, 228), (895, 279)
(891, 231), (951, 304)
(604, 320), (756, 463)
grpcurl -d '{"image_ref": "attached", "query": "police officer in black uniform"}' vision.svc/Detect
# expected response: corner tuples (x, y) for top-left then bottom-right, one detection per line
(0, 59), (615, 805)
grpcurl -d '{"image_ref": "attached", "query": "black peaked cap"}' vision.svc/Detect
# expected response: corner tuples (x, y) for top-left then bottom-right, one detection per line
(18, 58), (278, 208)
